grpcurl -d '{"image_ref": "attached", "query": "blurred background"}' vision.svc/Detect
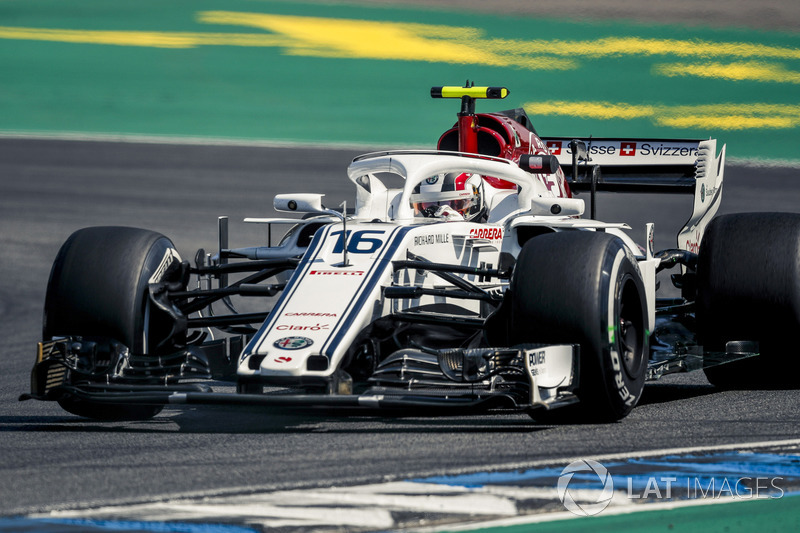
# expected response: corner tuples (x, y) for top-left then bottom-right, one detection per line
(1, 0), (799, 163)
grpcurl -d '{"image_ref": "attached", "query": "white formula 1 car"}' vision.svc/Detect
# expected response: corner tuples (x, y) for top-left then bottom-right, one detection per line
(23, 85), (800, 422)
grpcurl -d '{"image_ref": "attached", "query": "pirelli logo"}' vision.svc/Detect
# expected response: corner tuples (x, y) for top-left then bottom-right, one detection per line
(309, 270), (365, 276)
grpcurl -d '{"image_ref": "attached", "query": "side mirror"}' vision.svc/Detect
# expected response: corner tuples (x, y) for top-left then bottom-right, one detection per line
(530, 197), (585, 216)
(273, 193), (327, 214)
(273, 194), (351, 266)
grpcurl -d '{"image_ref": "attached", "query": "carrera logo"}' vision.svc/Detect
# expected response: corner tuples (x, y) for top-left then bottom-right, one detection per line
(546, 141), (562, 155)
(309, 270), (365, 276)
(620, 142), (637, 156)
(469, 227), (503, 240)
(274, 356), (292, 363)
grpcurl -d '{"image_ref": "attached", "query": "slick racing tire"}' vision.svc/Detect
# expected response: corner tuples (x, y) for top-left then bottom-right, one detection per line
(44, 226), (183, 420)
(697, 213), (800, 388)
(510, 231), (648, 422)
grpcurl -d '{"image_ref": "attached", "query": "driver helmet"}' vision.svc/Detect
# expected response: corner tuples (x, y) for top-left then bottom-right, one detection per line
(411, 172), (485, 221)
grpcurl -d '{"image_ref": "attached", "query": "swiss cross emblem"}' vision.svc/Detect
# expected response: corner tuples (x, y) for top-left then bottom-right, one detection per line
(620, 142), (637, 156)
(547, 141), (562, 155)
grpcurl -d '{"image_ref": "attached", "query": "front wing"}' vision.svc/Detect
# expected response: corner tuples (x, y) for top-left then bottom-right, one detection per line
(22, 340), (581, 415)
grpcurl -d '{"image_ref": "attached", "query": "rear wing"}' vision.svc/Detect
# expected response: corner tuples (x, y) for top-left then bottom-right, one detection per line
(541, 137), (726, 254)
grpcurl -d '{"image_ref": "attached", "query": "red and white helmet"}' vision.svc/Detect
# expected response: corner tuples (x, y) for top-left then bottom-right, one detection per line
(411, 172), (486, 221)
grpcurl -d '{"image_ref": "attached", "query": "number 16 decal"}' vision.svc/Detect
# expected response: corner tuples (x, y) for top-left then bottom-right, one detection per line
(330, 230), (386, 254)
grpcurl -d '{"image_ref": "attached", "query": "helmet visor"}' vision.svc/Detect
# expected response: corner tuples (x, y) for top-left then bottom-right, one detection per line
(413, 198), (474, 217)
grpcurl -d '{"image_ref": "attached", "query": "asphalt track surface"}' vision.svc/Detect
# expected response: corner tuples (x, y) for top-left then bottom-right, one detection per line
(1, 138), (800, 519)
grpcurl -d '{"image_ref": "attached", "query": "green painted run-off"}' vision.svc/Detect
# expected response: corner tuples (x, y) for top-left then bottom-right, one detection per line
(1, 0), (799, 164)
(448, 494), (800, 533)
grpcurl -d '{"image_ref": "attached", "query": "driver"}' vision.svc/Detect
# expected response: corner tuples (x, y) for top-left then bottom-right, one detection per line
(410, 172), (487, 222)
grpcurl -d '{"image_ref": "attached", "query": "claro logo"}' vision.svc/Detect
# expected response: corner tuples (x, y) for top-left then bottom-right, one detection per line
(276, 323), (330, 331)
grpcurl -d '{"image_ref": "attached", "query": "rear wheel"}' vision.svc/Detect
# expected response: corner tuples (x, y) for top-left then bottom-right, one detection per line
(696, 213), (800, 388)
(511, 231), (648, 422)
(44, 226), (183, 420)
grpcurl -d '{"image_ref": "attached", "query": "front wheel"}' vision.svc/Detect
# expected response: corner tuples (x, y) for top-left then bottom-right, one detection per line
(44, 226), (184, 420)
(510, 231), (648, 422)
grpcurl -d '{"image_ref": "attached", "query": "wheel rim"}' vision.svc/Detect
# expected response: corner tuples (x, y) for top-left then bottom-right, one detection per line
(618, 277), (645, 378)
